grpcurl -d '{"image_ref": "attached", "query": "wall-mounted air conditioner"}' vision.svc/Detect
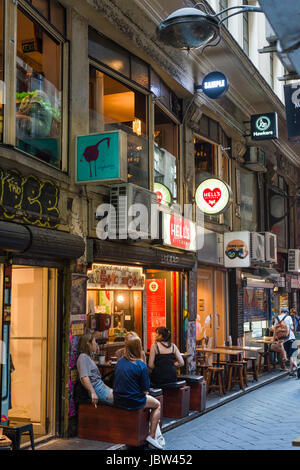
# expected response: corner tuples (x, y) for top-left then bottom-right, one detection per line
(250, 232), (265, 263)
(288, 249), (300, 272)
(244, 147), (267, 172)
(261, 232), (277, 264)
(110, 183), (157, 240)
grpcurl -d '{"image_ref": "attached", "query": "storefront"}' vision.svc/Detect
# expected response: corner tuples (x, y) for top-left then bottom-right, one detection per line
(0, 222), (85, 443)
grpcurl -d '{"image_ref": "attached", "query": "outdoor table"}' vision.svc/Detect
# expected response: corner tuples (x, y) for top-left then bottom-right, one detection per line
(251, 337), (275, 370)
(196, 347), (243, 367)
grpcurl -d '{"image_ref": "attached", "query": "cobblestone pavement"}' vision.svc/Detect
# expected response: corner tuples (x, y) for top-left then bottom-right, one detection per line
(164, 375), (300, 450)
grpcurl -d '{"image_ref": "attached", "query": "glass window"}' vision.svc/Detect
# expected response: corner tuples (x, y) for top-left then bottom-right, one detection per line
(154, 106), (178, 202)
(131, 56), (149, 89)
(16, 9), (62, 168)
(0, 0), (3, 142)
(240, 169), (258, 231)
(89, 66), (149, 188)
(88, 29), (130, 78)
(194, 136), (217, 188)
(219, 0), (228, 27)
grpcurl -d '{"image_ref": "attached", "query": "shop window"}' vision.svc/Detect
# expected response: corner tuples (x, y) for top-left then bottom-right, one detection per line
(150, 69), (182, 121)
(240, 169), (258, 231)
(89, 66), (149, 188)
(26, 0), (66, 35)
(0, 0), (3, 142)
(194, 135), (217, 188)
(16, 9), (63, 168)
(154, 106), (178, 202)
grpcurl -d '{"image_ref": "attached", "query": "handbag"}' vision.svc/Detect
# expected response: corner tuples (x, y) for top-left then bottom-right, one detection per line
(155, 423), (166, 448)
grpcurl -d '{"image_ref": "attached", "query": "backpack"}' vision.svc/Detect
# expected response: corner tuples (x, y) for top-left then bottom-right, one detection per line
(274, 315), (290, 340)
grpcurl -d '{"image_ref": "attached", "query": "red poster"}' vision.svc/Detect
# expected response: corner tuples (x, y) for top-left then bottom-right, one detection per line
(146, 279), (166, 350)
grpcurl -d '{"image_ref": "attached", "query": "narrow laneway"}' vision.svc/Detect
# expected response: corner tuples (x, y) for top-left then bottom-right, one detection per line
(164, 376), (300, 450)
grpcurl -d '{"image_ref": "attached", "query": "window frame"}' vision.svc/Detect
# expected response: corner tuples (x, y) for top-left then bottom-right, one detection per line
(89, 58), (151, 190)
(153, 98), (181, 207)
(3, 0), (68, 172)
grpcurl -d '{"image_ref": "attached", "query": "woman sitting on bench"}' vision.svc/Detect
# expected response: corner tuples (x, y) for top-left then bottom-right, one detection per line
(148, 326), (184, 386)
(77, 333), (113, 405)
(113, 332), (163, 450)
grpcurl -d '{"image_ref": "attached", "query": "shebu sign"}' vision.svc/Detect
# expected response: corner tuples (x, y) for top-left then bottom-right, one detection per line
(195, 177), (233, 215)
(201, 72), (229, 99)
(250, 113), (278, 141)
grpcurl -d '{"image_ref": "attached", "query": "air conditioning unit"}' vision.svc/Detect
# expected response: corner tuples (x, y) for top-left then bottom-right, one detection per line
(110, 183), (157, 240)
(250, 232), (265, 263)
(288, 249), (300, 272)
(261, 232), (277, 263)
(244, 147), (267, 172)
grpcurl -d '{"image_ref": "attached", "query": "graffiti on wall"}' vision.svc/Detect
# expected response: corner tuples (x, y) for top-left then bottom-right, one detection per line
(0, 168), (60, 228)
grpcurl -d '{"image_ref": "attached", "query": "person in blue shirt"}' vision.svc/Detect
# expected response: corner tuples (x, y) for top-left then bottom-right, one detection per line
(113, 332), (163, 449)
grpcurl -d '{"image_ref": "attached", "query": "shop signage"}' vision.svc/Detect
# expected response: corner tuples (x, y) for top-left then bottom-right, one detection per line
(146, 278), (166, 350)
(250, 113), (278, 141)
(161, 213), (196, 251)
(87, 264), (145, 290)
(76, 131), (127, 184)
(277, 276), (286, 288)
(291, 276), (299, 289)
(195, 178), (233, 215)
(154, 182), (172, 205)
(201, 72), (229, 99)
(284, 83), (300, 142)
(224, 231), (251, 268)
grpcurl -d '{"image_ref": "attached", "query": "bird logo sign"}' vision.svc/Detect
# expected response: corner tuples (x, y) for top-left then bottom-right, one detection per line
(76, 131), (127, 183)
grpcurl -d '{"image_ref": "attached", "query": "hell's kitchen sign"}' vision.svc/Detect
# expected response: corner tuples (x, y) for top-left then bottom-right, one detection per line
(195, 178), (233, 215)
(161, 213), (196, 251)
(87, 264), (145, 290)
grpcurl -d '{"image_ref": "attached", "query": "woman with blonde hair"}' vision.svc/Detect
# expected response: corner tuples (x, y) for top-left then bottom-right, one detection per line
(77, 332), (113, 405)
(113, 332), (163, 450)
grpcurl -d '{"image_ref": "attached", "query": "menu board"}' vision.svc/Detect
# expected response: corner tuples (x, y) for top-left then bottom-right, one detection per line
(146, 279), (166, 350)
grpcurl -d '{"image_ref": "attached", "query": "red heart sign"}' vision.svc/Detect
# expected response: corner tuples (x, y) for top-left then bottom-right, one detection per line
(203, 188), (221, 207)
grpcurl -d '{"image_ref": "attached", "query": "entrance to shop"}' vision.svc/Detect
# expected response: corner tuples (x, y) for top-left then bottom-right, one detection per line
(196, 267), (227, 349)
(6, 266), (57, 438)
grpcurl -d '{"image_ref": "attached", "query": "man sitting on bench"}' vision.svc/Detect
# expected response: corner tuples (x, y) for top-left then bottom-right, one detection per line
(77, 333), (113, 406)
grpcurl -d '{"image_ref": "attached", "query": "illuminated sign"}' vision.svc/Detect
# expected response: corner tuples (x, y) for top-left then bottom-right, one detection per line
(87, 264), (145, 290)
(154, 182), (172, 205)
(250, 113), (278, 141)
(201, 72), (229, 99)
(284, 83), (300, 142)
(195, 178), (232, 215)
(161, 213), (196, 251)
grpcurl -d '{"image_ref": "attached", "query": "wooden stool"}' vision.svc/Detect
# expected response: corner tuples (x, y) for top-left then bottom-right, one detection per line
(161, 384), (190, 419)
(246, 356), (258, 381)
(0, 422), (34, 450)
(206, 366), (225, 397)
(258, 351), (271, 373)
(227, 363), (245, 391)
(232, 361), (248, 387)
(213, 361), (229, 387)
(197, 363), (210, 381)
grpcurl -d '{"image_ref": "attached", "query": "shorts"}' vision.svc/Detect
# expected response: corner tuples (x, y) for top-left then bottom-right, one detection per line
(283, 340), (297, 359)
(93, 380), (112, 403)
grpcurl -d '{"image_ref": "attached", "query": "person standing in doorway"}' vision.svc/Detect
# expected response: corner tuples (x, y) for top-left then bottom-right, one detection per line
(274, 308), (297, 376)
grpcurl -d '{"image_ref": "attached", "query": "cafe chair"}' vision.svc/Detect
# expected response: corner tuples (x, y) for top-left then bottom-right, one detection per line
(227, 362), (245, 392)
(257, 351), (271, 374)
(206, 366), (225, 397)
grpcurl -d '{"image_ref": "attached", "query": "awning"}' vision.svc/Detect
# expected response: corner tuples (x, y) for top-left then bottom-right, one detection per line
(243, 273), (275, 289)
(0, 221), (85, 260)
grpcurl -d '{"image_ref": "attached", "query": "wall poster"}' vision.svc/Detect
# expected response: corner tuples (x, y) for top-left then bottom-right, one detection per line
(146, 279), (166, 350)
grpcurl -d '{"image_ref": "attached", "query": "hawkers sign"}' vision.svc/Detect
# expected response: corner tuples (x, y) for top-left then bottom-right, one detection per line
(250, 113), (278, 141)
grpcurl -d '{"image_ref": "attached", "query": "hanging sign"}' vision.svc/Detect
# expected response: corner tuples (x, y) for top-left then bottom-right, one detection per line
(161, 213), (196, 251)
(284, 83), (300, 142)
(154, 182), (172, 205)
(195, 177), (233, 215)
(87, 264), (145, 290)
(201, 72), (229, 99)
(76, 131), (127, 184)
(224, 231), (251, 268)
(250, 113), (278, 141)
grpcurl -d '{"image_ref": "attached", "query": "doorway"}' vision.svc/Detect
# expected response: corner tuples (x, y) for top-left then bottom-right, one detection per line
(8, 266), (57, 437)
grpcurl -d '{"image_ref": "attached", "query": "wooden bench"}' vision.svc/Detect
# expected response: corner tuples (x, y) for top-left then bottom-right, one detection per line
(78, 402), (150, 446)
(180, 375), (207, 412)
(156, 380), (190, 419)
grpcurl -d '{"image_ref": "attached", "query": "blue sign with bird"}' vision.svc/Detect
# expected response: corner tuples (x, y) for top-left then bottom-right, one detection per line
(76, 130), (127, 183)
